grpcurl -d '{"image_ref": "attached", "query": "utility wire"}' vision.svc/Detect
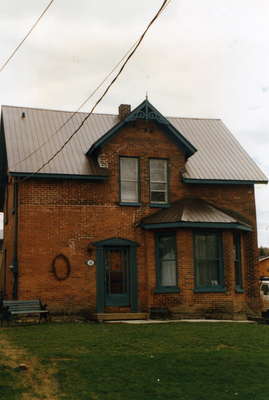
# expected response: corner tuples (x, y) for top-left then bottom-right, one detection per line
(10, 40), (139, 169)
(0, 0), (55, 73)
(11, 0), (171, 170)
(18, 0), (171, 182)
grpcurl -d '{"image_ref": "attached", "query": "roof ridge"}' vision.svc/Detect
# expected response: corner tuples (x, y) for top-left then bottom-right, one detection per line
(1, 104), (117, 117)
(1, 105), (221, 121)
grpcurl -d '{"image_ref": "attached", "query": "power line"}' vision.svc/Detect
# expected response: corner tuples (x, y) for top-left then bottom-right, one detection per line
(11, 0), (171, 170)
(18, 0), (171, 181)
(0, 0), (55, 73)
(10, 41), (138, 169)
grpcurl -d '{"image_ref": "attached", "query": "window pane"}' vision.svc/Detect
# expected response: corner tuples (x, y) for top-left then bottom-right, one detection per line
(161, 260), (177, 286)
(151, 182), (166, 191)
(120, 157), (138, 202)
(151, 191), (166, 203)
(150, 159), (168, 203)
(160, 236), (176, 260)
(194, 233), (222, 288)
(197, 261), (220, 287)
(120, 158), (138, 181)
(157, 234), (177, 288)
(150, 159), (166, 181)
(121, 181), (138, 202)
(195, 234), (218, 259)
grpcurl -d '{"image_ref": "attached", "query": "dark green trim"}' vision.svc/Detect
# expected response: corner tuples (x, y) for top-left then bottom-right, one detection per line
(119, 202), (141, 207)
(235, 287), (244, 294)
(93, 237), (139, 247)
(119, 156), (140, 204)
(87, 100), (196, 158)
(142, 221), (252, 231)
(194, 287), (227, 293)
(154, 287), (180, 294)
(183, 177), (268, 185)
(96, 247), (105, 313)
(10, 172), (108, 181)
(193, 231), (225, 292)
(150, 203), (170, 208)
(234, 232), (243, 291)
(155, 232), (179, 293)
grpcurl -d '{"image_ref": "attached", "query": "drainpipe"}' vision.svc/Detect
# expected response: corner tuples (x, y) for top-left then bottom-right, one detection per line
(12, 179), (19, 299)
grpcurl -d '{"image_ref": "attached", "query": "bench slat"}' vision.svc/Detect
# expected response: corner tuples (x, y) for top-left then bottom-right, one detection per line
(11, 310), (48, 314)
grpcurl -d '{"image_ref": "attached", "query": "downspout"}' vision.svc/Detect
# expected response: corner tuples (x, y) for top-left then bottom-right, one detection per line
(12, 179), (19, 299)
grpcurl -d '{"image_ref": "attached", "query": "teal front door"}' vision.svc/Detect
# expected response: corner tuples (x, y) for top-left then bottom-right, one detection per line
(104, 247), (130, 306)
(94, 238), (138, 313)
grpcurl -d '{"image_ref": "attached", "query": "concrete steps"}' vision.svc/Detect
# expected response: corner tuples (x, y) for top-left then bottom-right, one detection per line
(92, 312), (148, 322)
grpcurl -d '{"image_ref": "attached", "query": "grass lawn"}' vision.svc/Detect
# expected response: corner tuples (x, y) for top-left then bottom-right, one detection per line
(1, 322), (269, 399)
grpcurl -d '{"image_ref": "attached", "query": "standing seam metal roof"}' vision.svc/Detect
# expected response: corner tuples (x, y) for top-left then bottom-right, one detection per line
(1, 104), (267, 182)
(141, 198), (252, 229)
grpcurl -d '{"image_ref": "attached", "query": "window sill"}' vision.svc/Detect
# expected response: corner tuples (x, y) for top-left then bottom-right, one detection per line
(150, 203), (170, 208)
(194, 287), (226, 293)
(154, 287), (180, 294)
(235, 287), (244, 293)
(119, 202), (141, 207)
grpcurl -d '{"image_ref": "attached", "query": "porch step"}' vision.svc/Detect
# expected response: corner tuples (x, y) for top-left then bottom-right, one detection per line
(92, 313), (149, 322)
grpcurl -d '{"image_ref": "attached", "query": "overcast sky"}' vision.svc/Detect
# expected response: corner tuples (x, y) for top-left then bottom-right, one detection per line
(0, 0), (269, 245)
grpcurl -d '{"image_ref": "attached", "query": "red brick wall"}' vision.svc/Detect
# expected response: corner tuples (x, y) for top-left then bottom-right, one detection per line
(1, 120), (261, 317)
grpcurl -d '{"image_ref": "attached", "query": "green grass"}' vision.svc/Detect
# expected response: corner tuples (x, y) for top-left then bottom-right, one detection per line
(1, 322), (269, 399)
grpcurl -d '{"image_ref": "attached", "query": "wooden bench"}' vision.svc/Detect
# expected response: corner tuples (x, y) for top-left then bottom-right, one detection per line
(0, 300), (49, 326)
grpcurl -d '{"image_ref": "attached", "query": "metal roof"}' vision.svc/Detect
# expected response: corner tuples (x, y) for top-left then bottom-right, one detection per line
(1, 104), (267, 182)
(141, 198), (252, 230)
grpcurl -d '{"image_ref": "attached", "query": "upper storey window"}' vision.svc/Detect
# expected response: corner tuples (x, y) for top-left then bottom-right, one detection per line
(120, 157), (139, 203)
(150, 159), (168, 204)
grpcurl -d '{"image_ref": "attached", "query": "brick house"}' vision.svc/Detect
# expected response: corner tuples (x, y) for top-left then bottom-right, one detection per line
(0, 99), (267, 319)
(259, 256), (269, 279)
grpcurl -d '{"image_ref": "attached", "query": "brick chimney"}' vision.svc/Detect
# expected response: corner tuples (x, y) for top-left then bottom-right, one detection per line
(118, 104), (131, 121)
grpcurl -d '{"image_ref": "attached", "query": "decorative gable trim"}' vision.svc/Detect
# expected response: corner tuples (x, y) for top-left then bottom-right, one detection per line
(87, 100), (197, 158)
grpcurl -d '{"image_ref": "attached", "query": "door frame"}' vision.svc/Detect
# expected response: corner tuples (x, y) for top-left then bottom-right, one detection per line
(94, 238), (139, 313)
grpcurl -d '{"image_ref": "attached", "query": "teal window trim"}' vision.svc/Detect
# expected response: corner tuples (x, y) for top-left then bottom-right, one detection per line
(194, 287), (227, 293)
(235, 288), (244, 294)
(155, 232), (179, 293)
(193, 231), (225, 292)
(150, 203), (170, 208)
(234, 232), (243, 292)
(119, 202), (141, 207)
(119, 156), (140, 205)
(154, 287), (180, 294)
(149, 158), (169, 205)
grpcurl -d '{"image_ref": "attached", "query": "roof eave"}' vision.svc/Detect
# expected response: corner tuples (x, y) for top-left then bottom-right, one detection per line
(182, 178), (268, 185)
(141, 221), (252, 231)
(9, 172), (108, 181)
